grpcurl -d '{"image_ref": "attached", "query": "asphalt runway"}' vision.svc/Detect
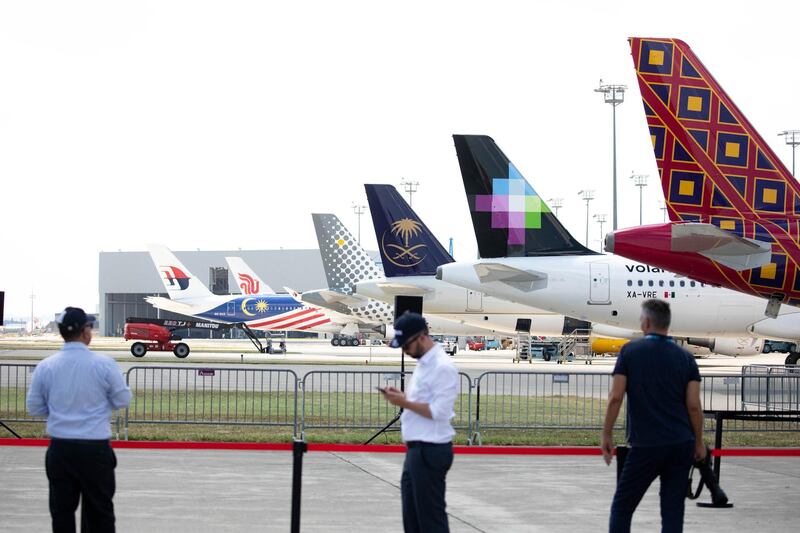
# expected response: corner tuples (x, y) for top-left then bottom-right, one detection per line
(1, 445), (798, 532)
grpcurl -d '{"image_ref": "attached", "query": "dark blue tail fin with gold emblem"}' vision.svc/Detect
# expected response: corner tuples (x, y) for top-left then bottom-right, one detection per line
(453, 134), (596, 258)
(364, 184), (454, 277)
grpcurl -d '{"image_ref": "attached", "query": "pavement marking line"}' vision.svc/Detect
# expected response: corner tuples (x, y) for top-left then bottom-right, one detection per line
(328, 451), (489, 533)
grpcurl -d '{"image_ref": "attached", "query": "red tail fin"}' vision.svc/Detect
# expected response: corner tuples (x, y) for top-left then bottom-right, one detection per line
(630, 38), (799, 231)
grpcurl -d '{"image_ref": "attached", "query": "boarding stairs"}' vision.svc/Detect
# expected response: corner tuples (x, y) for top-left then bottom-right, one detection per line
(513, 332), (533, 363)
(557, 328), (593, 364)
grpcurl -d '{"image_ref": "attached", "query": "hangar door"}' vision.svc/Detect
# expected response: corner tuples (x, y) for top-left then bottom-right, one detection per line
(589, 263), (610, 304)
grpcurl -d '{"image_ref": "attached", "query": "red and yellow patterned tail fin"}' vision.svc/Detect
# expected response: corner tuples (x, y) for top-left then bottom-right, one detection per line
(630, 37), (799, 232)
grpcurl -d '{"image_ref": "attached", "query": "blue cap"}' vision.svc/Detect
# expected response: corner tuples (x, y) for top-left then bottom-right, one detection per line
(56, 307), (96, 334)
(389, 312), (428, 348)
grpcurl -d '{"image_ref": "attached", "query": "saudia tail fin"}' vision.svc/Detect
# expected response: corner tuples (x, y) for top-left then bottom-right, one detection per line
(364, 184), (454, 277)
(146, 244), (214, 301)
(452, 135), (595, 258)
(630, 37), (800, 225)
(224, 257), (275, 295)
(311, 213), (384, 293)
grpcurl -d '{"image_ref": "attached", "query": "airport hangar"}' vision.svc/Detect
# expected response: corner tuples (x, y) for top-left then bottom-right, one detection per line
(99, 248), (381, 338)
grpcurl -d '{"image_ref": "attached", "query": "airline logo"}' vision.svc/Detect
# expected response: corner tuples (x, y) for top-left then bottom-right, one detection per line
(472, 163), (550, 245)
(160, 266), (190, 290)
(238, 273), (261, 295)
(245, 305), (331, 331)
(381, 218), (428, 268)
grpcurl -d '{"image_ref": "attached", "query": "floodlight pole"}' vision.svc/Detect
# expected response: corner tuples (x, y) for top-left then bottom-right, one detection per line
(778, 130), (800, 177)
(594, 213), (607, 246)
(548, 198), (563, 218)
(352, 203), (366, 244)
(579, 190), (595, 247)
(29, 292), (35, 334)
(630, 173), (649, 225)
(400, 179), (419, 207)
(595, 80), (626, 231)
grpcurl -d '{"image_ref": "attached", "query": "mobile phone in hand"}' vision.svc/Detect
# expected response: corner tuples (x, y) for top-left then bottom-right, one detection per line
(376, 386), (387, 394)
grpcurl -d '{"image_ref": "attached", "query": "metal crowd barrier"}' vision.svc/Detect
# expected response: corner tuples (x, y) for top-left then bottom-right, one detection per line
(471, 371), (624, 444)
(300, 370), (472, 438)
(2, 363), (799, 441)
(741, 365), (800, 412)
(124, 366), (300, 439)
(0, 364), (39, 425)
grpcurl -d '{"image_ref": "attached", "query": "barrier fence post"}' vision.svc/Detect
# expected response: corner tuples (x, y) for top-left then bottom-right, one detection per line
(714, 412), (724, 480)
(291, 439), (307, 533)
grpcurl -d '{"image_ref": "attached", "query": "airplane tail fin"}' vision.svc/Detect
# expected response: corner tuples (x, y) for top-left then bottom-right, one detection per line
(630, 37), (800, 226)
(311, 213), (384, 292)
(146, 244), (214, 301)
(224, 257), (275, 295)
(364, 184), (454, 277)
(453, 135), (596, 258)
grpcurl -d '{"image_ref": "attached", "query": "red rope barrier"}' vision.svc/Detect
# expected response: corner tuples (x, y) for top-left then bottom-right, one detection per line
(2, 439), (799, 456)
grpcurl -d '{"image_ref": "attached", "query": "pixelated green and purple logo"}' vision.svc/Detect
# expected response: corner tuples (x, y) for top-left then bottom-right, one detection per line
(473, 163), (550, 245)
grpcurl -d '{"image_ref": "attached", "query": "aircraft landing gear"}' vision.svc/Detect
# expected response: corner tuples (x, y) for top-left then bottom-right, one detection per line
(785, 352), (800, 366)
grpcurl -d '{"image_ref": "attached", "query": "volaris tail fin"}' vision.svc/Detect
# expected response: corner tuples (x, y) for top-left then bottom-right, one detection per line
(364, 184), (454, 277)
(224, 257), (275, 295)
(453, 135), (595, 258)
(146, 244), (214, 301)
(630, 37), (800, 225)
(311, 213), (384, 293)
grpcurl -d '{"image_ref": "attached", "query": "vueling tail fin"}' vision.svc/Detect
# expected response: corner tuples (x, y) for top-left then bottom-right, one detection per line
(364, 184), (454, 277)
(224, 257), (275, 295)
(630, 37), (800, 224)
(146, 244), (214, 301)
(453, 135), (596, 258)
(311, 213), (384, 292)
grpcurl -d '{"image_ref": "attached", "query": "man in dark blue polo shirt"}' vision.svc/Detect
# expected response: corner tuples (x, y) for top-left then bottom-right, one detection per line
(601, 299), (706, 533)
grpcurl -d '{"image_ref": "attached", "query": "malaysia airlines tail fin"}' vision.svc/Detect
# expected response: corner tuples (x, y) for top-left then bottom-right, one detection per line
(224, 257), (275, 295)
(311, 213), (384, 292)
(630, 37), (800, 224)
(453, 135), (595, 258)
(146, 244), (214, 301)
(364, 184), (454, 277)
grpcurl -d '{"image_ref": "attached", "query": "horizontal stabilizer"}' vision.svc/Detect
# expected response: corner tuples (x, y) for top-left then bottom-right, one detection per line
(364, 282), (431, 296)
(473, 263), (548, 292)
(670, 224), (772, 271)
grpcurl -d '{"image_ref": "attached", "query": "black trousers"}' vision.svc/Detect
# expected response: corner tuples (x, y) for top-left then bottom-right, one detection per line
(45, 438), (117, 533)
(610, 441), (694, 533)
(401, 442), (453, 533)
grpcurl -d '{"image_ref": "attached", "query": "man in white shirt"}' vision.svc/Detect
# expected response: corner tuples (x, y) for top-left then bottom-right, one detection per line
(381, 312), (459, 533)
(27, 307), (132, 533)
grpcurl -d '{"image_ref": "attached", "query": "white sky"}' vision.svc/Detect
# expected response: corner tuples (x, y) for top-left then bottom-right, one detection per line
(2, 0), (799, 321)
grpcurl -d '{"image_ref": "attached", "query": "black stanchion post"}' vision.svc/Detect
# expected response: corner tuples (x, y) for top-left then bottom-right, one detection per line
(713, 412), (723, 480)
(291, 439), (307, 533)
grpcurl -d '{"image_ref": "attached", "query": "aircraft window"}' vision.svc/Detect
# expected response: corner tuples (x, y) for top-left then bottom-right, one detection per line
(627, 280), (632, 286)
(648, 280), (654, 287)
(669, 281), (675, 287)
(690, 281), (696, 287)
(637, 280), (643, 287)
(680, 281), (686, 287)
(658, 280), (664, 287)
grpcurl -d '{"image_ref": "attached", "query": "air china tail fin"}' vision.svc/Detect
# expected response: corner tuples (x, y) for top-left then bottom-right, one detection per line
(630, 37), (800, 224)
(146, 244), (214, 301)
(452, 135), (595, 258)
(311, 213), (384, 292)
(364, 184), (454, 277)
(225, 257), (275, 295)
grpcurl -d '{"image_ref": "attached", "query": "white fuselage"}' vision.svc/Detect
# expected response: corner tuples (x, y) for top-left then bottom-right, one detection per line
(354, 276), (571, 336)
(437, 254), (800, 340)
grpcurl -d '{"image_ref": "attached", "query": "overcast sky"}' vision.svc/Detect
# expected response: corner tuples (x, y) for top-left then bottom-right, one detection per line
(2, 1), (799, 321)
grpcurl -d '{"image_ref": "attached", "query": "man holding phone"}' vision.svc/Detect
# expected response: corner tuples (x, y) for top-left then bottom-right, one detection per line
(379, 312), (459, 533)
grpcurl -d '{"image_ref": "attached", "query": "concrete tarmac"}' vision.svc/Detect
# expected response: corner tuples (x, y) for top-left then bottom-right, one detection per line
(1, 445), (797, 532)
